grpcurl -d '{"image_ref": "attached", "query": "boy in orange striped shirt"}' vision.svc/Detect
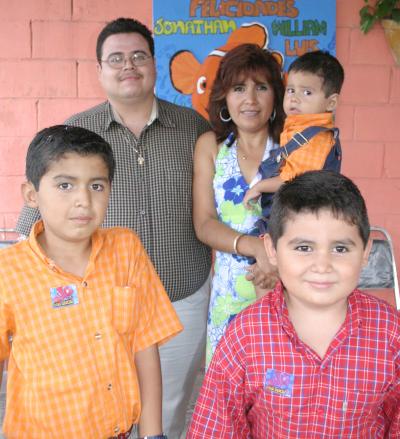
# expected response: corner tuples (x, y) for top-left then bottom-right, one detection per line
(0, 125), (181, 438)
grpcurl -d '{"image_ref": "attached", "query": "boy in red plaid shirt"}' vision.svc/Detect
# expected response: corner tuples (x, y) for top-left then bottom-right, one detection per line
(188, 170), (400, 438)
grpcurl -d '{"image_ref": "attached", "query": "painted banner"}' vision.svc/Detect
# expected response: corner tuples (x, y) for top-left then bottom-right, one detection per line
(153, 0), (336, 118)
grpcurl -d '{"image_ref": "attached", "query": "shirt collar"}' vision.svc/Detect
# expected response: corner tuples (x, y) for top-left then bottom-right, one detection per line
(105, 98), (173, 130)
(272, 281), (362, 337)
(27, 220), (104, 278)
(284, 112), (334, 127)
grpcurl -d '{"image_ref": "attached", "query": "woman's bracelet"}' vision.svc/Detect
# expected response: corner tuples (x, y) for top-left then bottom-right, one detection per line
(139, 435), (167, 439)
(233, 233), (245, 255)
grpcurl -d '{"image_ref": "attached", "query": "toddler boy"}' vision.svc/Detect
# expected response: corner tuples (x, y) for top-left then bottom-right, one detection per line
(0, 125), (181, 438)
(244, 50), (344, 214)
(188, 170), (400, 438)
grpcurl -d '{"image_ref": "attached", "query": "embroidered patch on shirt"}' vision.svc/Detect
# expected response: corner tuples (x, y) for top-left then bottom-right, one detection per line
(265, 368), (294, 397)
(50, 284), (79, 308)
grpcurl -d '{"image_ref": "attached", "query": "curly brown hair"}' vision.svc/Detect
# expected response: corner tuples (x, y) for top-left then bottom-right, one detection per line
(208, 43), (285, 144)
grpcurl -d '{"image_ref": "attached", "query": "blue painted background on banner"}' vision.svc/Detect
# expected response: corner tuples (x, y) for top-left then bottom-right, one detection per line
(153, 0), (336, 110)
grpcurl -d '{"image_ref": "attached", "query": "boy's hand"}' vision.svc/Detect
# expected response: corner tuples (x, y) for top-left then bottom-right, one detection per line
(243, 185), (262, 209)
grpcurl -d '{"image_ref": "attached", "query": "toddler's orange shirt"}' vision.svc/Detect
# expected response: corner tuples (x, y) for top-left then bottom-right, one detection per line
(280, 112), (335, 181)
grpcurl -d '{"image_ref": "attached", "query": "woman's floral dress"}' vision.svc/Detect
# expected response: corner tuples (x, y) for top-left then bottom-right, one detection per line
(206, 135), (276, 366)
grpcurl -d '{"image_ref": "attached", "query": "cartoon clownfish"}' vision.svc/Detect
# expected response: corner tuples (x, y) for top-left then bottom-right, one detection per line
(169, 23), (283, 120)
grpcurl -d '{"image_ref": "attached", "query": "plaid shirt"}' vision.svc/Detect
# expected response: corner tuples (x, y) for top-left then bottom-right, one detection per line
(0, 222), (182, 438)
(188, 283), (400, 438)
(15, 99), (212, 302)
(279, 113), (335, 181)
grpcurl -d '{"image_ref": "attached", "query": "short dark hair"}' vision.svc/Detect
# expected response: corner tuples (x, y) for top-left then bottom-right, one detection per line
(96, 17), (154, 62)
(288, 50), (344, 96)
(26, 125), (115, 190)
(268, 170), (370, 248)
(208, 43), (285, 144)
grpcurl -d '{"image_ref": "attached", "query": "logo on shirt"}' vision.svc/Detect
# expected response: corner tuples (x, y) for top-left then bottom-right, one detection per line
(50, 284), (79, 308)
(265, 368), (294, 397)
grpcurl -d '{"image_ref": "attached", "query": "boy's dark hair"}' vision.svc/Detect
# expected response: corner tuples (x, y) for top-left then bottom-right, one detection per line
(268, 170), (370, 247)
(26, 125), (115, 190)
(96, 17), (154, 62)
(208, 43), (285, 144)
(288, 50), (344, 96)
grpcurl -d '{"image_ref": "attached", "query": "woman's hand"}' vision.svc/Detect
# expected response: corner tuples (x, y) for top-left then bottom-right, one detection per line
(246, 262), (278, 290)
(245, 237), (278, 290)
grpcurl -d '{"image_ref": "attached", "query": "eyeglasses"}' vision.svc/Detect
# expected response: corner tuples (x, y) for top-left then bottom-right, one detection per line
(101, 52), (152, 69)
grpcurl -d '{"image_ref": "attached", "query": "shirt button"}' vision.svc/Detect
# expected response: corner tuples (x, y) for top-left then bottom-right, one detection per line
(114, 426), (120, 434)
(107, 383), (112, 390)
(82, 281), (88, 287)
(140, 209), (145, 216)
(94, 332), (102, 340)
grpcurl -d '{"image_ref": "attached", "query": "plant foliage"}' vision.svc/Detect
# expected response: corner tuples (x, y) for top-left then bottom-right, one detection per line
(360, 0), (400, 33)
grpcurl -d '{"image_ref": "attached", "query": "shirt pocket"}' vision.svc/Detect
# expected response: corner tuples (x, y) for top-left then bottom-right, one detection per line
(262, 381), (306, 420)
(112, 286), (139, 334)
(327, 390), (387, 436)
(331, 389), (385, 419)
(164, 167), (192, 216)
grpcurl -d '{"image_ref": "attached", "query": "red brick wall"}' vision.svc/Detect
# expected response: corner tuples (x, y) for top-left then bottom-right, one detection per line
(337, 0), (400, 264)
(0, 0), (399, 265)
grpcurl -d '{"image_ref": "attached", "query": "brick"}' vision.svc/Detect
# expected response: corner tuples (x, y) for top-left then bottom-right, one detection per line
(0, 21), (31, 59)
(367, 212), (386, 230)
(0, 138), (29, 176)
(0, 61), (76, 98)
(0, 0), (70, 20)
(353, 178), (400, 215)
(78, 62), (107, 98)
(336, 0), (364, 28)
(73, 0), (152, 27)
(336, 28), (350, 65)
(335, 105), (354, 141)
(354, 106), (400, 142)
(390, 67), (400, 103)
(33, 21), (103, 60)
(341, 142), (384, 179)
(349, 27), (393, 65)
(0, 176), (25, 213)
(340, 65), (390, 104)
(384, 142), (400, 178)
(38, 98), (104, 129)
(3, 213), (21, 232)
(3, 213), (19, 229)
(0, 100), (37, 137)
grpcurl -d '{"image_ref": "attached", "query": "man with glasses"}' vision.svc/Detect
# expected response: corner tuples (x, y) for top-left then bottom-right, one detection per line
(16, 17), (212, 439)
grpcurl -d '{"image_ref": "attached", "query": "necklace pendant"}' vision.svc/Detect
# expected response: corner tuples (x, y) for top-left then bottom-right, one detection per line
(138, 156), (145, 165)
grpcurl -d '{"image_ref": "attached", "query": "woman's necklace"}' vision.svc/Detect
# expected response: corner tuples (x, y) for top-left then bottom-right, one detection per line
(236, 136), (270, 161)
(236, 140), (248, 160)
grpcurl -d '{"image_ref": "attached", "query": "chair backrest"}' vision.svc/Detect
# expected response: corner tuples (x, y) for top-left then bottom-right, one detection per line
(358, 226), (399, 310)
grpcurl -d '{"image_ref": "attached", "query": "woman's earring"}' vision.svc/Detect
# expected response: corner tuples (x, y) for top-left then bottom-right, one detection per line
(219, 107), (232, 123)
(270, 108), (276, 122)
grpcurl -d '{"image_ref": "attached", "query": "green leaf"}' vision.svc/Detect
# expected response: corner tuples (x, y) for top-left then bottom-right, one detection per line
(360, 0), (400, 33)
(392, 8), (400, 21)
